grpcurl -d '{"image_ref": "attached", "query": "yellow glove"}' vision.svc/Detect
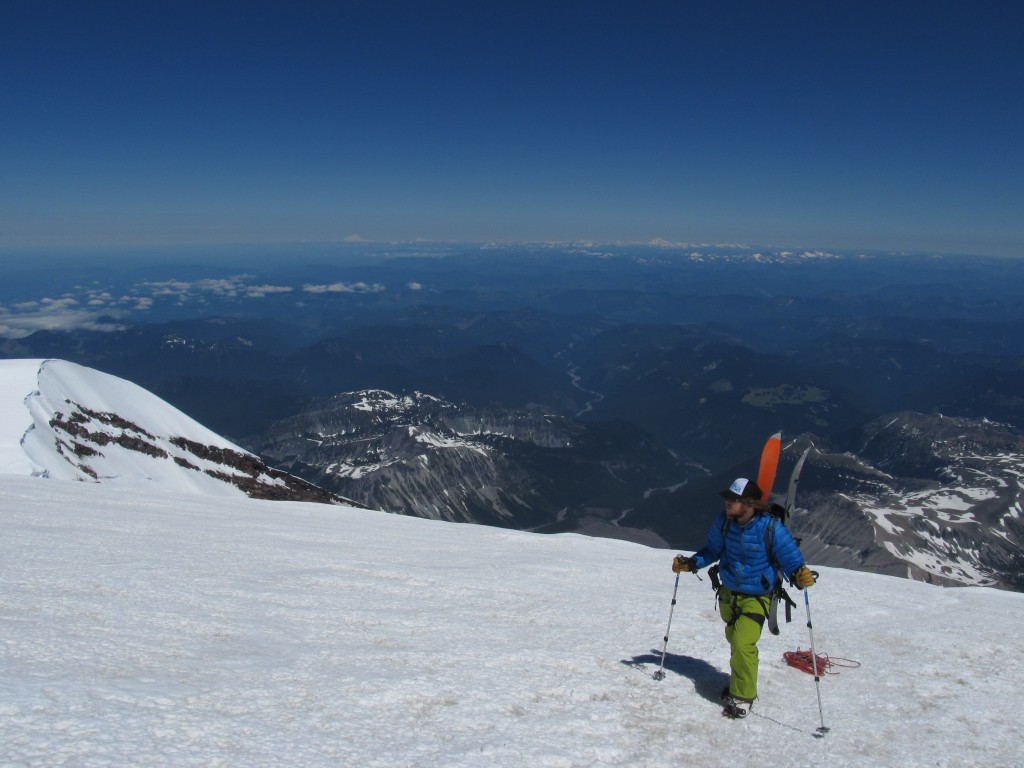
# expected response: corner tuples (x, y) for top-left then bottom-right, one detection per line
(792, 565), (816, 589)
(672, 555), (696, 573)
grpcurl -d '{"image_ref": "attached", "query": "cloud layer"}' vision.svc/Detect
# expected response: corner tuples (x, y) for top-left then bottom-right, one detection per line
(0, 273), (392, 338)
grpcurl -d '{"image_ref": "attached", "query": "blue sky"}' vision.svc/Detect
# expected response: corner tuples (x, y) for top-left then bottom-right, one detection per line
(2, 1), (1021, 256)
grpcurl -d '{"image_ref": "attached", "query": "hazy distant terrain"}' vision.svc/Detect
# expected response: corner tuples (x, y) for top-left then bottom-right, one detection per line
(3, 242), (1024, 586)
(4, 243), (1022, 441)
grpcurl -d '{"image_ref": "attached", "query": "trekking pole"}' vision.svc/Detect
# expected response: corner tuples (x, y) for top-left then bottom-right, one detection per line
(653, 573), (680, 681)
(803, 584), (830, 737)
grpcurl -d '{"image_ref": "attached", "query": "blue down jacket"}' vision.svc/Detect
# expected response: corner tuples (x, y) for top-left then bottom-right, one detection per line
(692, 510), (805, 596)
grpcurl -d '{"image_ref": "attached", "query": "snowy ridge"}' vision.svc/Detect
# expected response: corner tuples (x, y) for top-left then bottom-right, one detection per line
(350, 389), (443, 414)
(0, 359), (347, 504)
(279, 388), (672, 542)
(318, 390), (499, 487)
(252, 389), (568, 525)
(789, 418), (1024, 590)
(2, 473), (1022, 767)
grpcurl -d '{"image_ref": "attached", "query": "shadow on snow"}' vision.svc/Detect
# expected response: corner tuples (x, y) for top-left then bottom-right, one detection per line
(621, 650), (729, 704)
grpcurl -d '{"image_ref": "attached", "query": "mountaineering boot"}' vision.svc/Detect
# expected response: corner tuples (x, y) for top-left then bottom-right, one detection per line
(722, 695), (754, 719)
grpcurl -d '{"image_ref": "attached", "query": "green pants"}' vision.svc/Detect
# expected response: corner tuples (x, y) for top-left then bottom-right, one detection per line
(718, 586), (769, 701)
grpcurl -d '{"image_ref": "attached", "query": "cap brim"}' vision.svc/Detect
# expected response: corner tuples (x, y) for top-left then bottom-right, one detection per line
(719, 490), (742, 501)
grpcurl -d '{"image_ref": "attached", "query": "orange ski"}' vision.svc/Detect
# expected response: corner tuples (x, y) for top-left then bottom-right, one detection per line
(757, 432), (782, 501)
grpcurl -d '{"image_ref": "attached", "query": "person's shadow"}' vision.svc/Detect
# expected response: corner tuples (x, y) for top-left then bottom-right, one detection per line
(622, 650), (729, 703)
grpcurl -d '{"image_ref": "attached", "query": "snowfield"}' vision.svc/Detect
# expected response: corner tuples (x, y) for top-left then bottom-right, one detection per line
(2, 474), (1022, 767)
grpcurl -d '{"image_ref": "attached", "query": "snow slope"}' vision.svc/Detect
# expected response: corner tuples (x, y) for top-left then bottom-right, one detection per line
(0, 358), (50, 475)
(0, 359), (339, 503)
(1, 358), (247, 493)
(2, 473), (1022, 767)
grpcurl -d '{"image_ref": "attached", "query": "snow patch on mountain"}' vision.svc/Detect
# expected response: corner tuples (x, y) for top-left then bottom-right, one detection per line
(794, 414), (1024, 590)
